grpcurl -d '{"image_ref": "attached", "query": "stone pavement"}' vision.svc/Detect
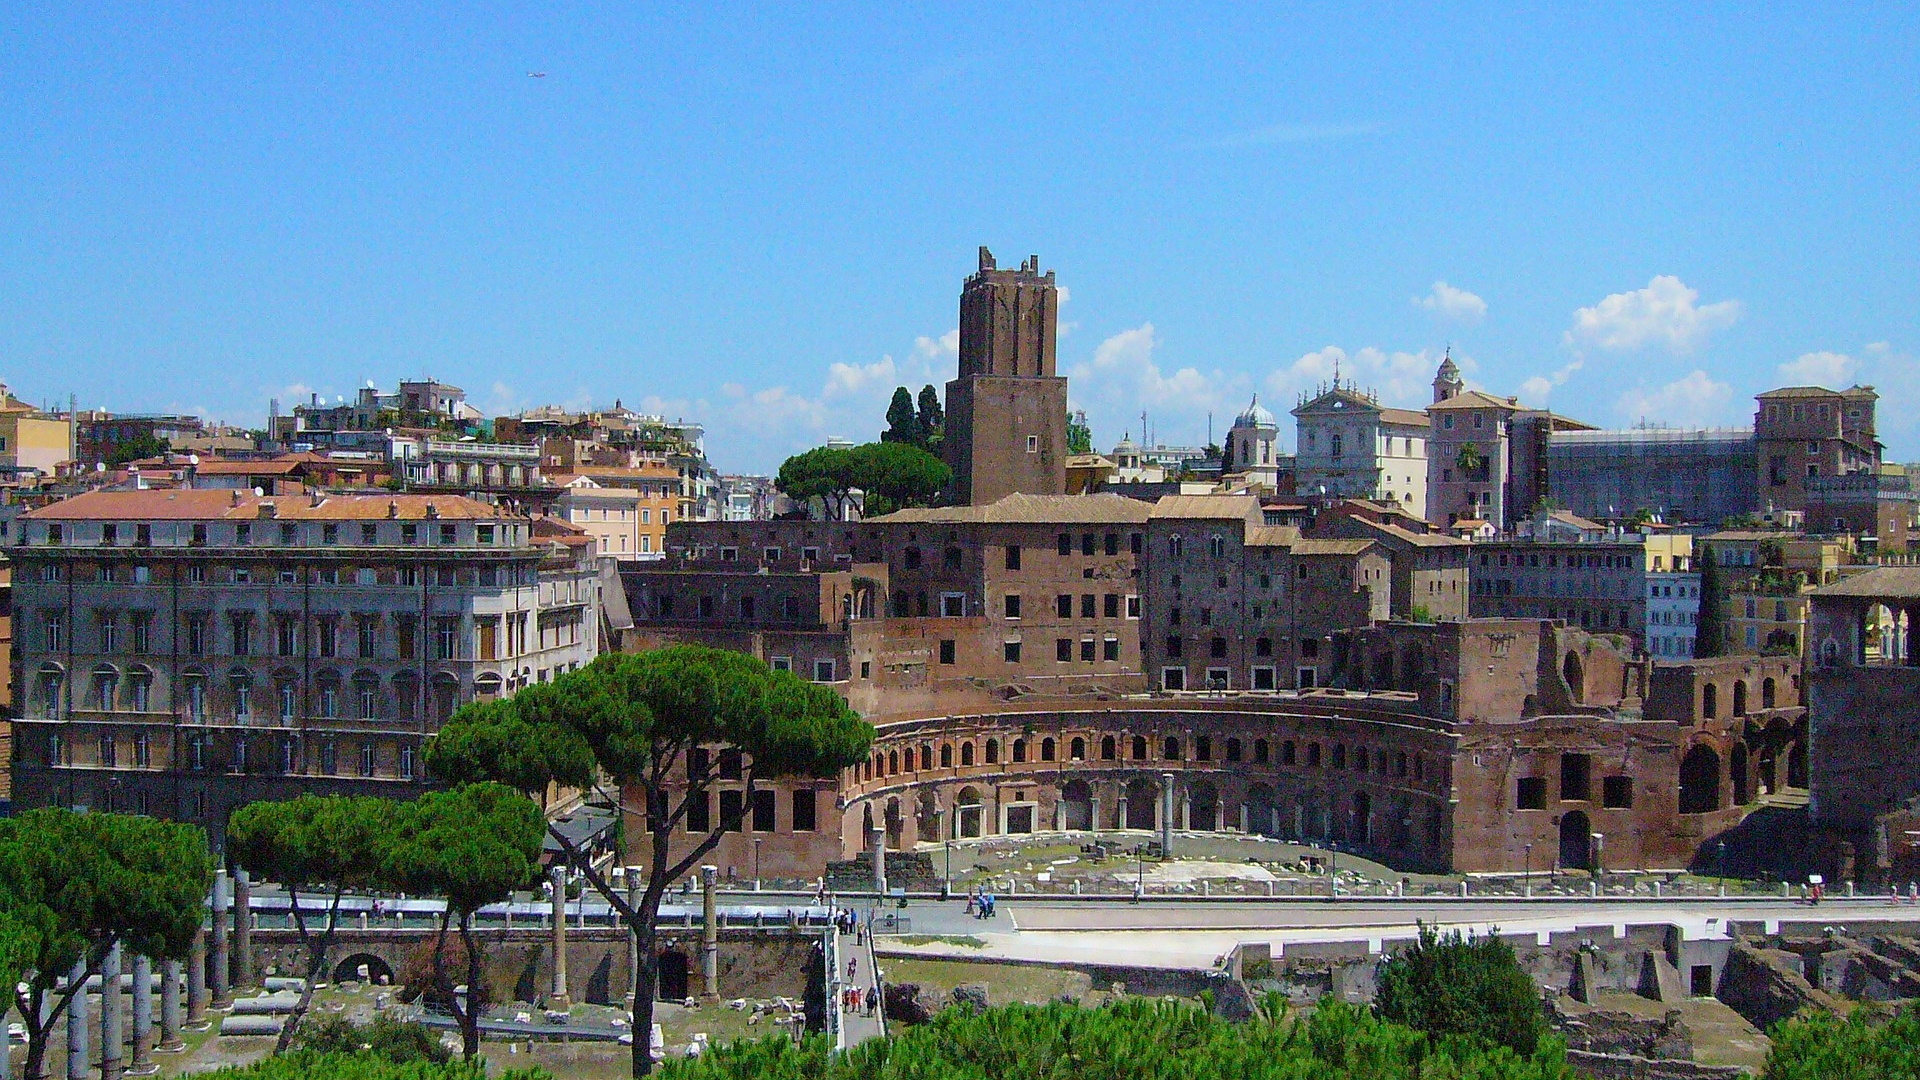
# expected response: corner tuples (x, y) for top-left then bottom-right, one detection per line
(839, 936), (885, 1046)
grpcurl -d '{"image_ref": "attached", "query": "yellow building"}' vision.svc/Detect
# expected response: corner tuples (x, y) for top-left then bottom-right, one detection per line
(0, 384), (72, 475)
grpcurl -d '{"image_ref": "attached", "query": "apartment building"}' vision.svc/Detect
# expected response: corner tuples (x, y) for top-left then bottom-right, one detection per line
(10, 490), (600, 842)
(1142, 495), (1389, 692)
(1468, 532), (1698, 656)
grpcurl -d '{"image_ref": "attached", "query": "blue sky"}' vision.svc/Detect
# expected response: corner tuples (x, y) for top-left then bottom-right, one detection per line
(4, 5), (1917, 473)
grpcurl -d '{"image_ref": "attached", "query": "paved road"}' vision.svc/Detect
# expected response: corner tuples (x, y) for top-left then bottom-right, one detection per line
(839, 936), (884, 1047)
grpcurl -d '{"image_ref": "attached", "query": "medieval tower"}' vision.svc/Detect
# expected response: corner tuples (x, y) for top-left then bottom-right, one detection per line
(944, 247), (1069, 505)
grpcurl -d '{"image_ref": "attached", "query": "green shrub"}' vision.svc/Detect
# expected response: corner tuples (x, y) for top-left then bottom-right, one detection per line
(1764, 1003), (1920, 1080)
(655, 996), (1572, 1080)
(1374, 925), (1547, 1055)
(297, 1015), (453, 1065)
(192, 1050), (547, 1080)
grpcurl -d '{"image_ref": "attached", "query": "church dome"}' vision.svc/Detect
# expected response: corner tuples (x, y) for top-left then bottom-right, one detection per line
(1234, 396), (1277, 429)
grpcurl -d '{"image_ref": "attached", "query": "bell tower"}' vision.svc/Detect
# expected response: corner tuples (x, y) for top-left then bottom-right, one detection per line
(944, 247), (1068, 504)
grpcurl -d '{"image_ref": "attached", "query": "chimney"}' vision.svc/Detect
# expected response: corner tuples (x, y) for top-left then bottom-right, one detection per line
(229, 489), (242, 507)
(425, 502), (440, 519)
(387, 500), (399, 519)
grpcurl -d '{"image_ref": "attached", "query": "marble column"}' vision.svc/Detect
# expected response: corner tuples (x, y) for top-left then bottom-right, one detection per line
(1160, 773), (1175, 858)
(547, 865), (569, 1010)
(160, 961), (185, 1051)
(208, 874), (231, 1010)
(232, 870), (253, 990)
(868, 826), (887, 894)
(66, 959), (88, 1080)
(700, 866), (719, 1002)
(101, 942), (124, 1080)
(186, 930), (207, 1025)
(131, 954), (154, 1074)
(625, 880), (641, 1011)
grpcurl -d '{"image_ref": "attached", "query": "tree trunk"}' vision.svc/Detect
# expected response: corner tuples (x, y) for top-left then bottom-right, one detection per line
(630, 887), (666, 1078)
(459, 918), (483, 1061)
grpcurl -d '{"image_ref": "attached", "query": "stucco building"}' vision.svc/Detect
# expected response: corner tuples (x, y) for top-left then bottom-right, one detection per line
(1292, 378), (1430, 520)
(9, 490), (602, 843)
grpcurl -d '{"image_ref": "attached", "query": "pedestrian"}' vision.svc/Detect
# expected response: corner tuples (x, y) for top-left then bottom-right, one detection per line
(964, 888), (976, 916)
(847, 956), (857, 978)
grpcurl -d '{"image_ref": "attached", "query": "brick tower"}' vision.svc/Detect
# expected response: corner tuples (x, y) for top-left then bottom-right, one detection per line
(944, 247), (1068, 505)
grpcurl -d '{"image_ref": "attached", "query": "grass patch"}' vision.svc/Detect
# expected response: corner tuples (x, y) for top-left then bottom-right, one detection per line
(888, 935), (986, 948)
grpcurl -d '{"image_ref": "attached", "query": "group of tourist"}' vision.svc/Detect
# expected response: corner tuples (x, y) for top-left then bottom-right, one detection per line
(964, 888), (997, 919)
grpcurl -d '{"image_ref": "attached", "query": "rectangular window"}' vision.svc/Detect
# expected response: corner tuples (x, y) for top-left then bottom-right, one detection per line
(769, 655), (792, 672)
(1004, 594), (1022, 619)
(1003, 640), (1021, 663)
(1104, 593), (1119, 618)
(1004, 545), (1021, 570)
(812, 659), (836, 682)
(791, 789), (817, 832)
(1102, 636), (1119, 661)
(1516, 777), (1547, 810)
(1561, 753), (1592, 801)
(719, 790), (744, 831)
(1602, 776), (1634, 809)
(185, 614), (207, 656)
(940, 593), (966, 617)
(1252, 666), (1275, 690)
(1080, 594), (1095, 618)
(1056, 638), (1072, 662)
(322, 524), (339, 545)
(435, 617), (459, 660)
(939, 639), (956, 665)
(358, 617), (378, 657)
(1162, 667), (1186, 691)
(686, 791), (711, 833)
(751, 789), (776, 832)
(1126, 595), (1141, 619)
(439, 524), (458, 545)
(1057, 532), (1072, 556)
(277, 618), (299, 657)
(314, 616), (338, 658)
(1056, 594), (1072, 618)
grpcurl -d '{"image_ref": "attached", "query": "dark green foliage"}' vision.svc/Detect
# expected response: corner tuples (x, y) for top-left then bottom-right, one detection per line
(883, 387), (922, 446)
(0, 809), (214, 1080)
(106, 433), (171, 466)
(384, 783), (545, 1060)
(1763, 1002), (1920, 1079)
(915, 385), (944, 452)
(193, 1051), (548, 1080)
(296, 1014), (453, 1065)
(655, 997), (1572, 1080)
(1374, 925), (1547, 1056)
(774, 442), (950, 518)
(1694, 546), (1724, 658)
(428, 645), (871, 1076)
(229, 794), (397, 981)
(1067, 409), (1092, 455)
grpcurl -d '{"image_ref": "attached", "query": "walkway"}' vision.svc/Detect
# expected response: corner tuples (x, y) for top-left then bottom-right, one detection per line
(840, 933), (885, 1047)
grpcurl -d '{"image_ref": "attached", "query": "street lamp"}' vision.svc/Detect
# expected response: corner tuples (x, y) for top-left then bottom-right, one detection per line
(752, 838), (763, 892)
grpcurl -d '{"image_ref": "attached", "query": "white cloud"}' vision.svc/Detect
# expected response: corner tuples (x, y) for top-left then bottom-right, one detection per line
(1777, 351), (1858, 386)
(1564, 276), (1742, 354)
(1065, 323), (1250, 446)
(1616, 370), (1738, 428)
(1518, 359), (1585, 405)
(1264, 345), (1442, 410)
(913, 329), (959, 361)
(1413, 281), (1486, 324)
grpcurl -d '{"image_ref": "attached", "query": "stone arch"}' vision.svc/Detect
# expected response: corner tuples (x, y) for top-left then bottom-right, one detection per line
(1246, 782), (1279, 837)
(1787, 740), (1808, 788)
(1351, 790), (1372, 845)
(916, 789), (941, 839)
(1562, 651), (1585, 704)
(1124, 778), (1156, 830)
(955, 786), (984, 838)
(1189, 780), (1220, 831)
(332, 952), (396, 985)
(1679, 744), (1722, 814)
(885, 797), (904, 849)
(1061, 780), (1094, 831)
(1559, 810), (1592, 871)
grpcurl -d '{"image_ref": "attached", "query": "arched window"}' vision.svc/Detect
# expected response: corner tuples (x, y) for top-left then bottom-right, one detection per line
(1101, 736), (1116, 760)
(1011, 739), (1026, 763)
(1041, 738), (1056, 762)
(888, 749), (899, 775)
(919, 744), (932, 770)
(1761, 678), (1777, 710)
(1225, 737), (1242, 762)
(1355, 746), (1369, 772)
(1732, 680), (1748, 717)
(985, 739), (1000, 764)
(1164, 737), (1181, 760)
(961, 742), (975, 766)
(1702, 682), (1718, 718)
(1332, 744), (1347, 770)
(940, 743), (953, 768)
(1069, 737), (1085, 760)
(1131, 735), (1148, 761)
